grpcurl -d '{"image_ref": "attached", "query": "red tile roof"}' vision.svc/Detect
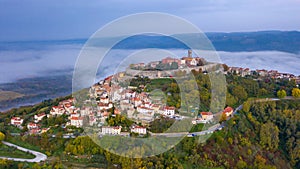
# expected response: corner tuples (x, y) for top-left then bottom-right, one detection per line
(164, 106), (175, 110)
(201, 112), (213, 116)
(224, 107), (233, 113)
(36, 112), (46, 117)
(71, 117), (83, 121)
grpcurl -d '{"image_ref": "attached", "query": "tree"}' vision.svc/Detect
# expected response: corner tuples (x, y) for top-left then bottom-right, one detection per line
(258, 88), (268, 97)
(236, 160), (247, 169)
(242, 101), (251, 113)
(0, 132), (5, 142)
(232, 85), (248, 101)
(292, 88), (300, 98)
(260, 122), (279, 151)
(0, 159), (12, 168)
(226, 92), (237, 107)
(219, 113), (227, 123)
(277, 89), (286, 98)
(32, 163), (42, 169)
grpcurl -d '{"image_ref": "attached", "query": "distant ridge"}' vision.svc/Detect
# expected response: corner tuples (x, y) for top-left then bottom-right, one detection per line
(1, 31), (300, 53)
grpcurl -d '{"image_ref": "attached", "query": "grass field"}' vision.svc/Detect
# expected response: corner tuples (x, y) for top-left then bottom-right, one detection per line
(0, 143), (35, 159)
(190, 123), (204, 133)
(6, 136), (44, 153)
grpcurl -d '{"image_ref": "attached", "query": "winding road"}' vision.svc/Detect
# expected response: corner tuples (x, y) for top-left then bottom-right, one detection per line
(0, 141), (47, 162)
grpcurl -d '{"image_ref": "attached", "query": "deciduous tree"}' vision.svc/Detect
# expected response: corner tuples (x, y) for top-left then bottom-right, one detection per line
(292, 88), (300, 98)
(277, 89), (286, 98)
(0, 132), (5, 142)
(232, 85), (248, 101)
(260, 121), (279, 151)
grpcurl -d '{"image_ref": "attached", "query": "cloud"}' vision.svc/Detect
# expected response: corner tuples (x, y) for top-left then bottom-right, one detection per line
(218, 51), (300, 75)
(0, 44), (82, 83)
(0, 40), (299, 85)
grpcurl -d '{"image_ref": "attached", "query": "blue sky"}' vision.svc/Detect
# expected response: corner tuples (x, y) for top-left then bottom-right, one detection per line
(0, 0), (300, 41)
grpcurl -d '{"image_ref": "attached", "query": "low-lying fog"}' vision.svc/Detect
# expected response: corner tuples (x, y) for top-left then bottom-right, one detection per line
(0, 42), (299, 84)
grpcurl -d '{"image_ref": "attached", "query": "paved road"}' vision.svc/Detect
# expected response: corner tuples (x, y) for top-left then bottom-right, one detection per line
(0, 141), (47, 162)
(150, 132), (189, 137)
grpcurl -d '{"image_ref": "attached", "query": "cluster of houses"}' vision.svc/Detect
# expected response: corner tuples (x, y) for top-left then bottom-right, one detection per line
(91, 75), (180, 135)
(10, 98), (80, 135)
(120, 86), (175, 123)
(228, 67), (300, 84)
(117, 87), (176, 123)
(11, 112), (50, 135)
(6, 75), (147, 136)
(48, 98), (92, 128)
(131, 50), (206, 70)
(49, 98), (76, 116)
(227, 67), (251, 77)
(192, 106), (234, 124)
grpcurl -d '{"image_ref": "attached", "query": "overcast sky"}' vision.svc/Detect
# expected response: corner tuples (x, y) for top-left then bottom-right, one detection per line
(0, 0), (300, 41)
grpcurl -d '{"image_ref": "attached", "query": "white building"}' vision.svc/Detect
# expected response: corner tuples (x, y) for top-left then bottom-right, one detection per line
(70, 117), (83, 128)
(163, 106), (175, 116)
(11, 117), (23, 127)
(192, 112), (214, 124)
(131, 125), (147, 135)
(27, 122), (40, 130)
(200, 112), (214, 121)
(50, 105), (65, 116)
(34, 112), (46, 123)
(101, 126), (122, 135)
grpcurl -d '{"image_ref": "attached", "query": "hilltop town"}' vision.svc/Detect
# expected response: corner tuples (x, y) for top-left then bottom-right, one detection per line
(2, 50), (300, 169)
(8, 50), (300, 138)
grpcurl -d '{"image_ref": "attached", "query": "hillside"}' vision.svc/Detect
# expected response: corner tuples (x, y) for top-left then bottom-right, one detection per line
(1, 100), (299, 168)
(0, 70), (299, 168)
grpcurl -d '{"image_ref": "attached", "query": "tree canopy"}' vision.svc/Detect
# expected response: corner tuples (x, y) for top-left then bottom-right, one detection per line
(0, 132), (5, 142)
(259, 121), (279, 151)
(292, 88), (300, 98)
(277, 89), (287, 98)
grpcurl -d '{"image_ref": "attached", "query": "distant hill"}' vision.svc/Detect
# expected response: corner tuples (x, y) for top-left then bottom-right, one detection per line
(1, 31), (300, 53)
(206, 31), (300, 53)
(109, 31), (300, 53)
